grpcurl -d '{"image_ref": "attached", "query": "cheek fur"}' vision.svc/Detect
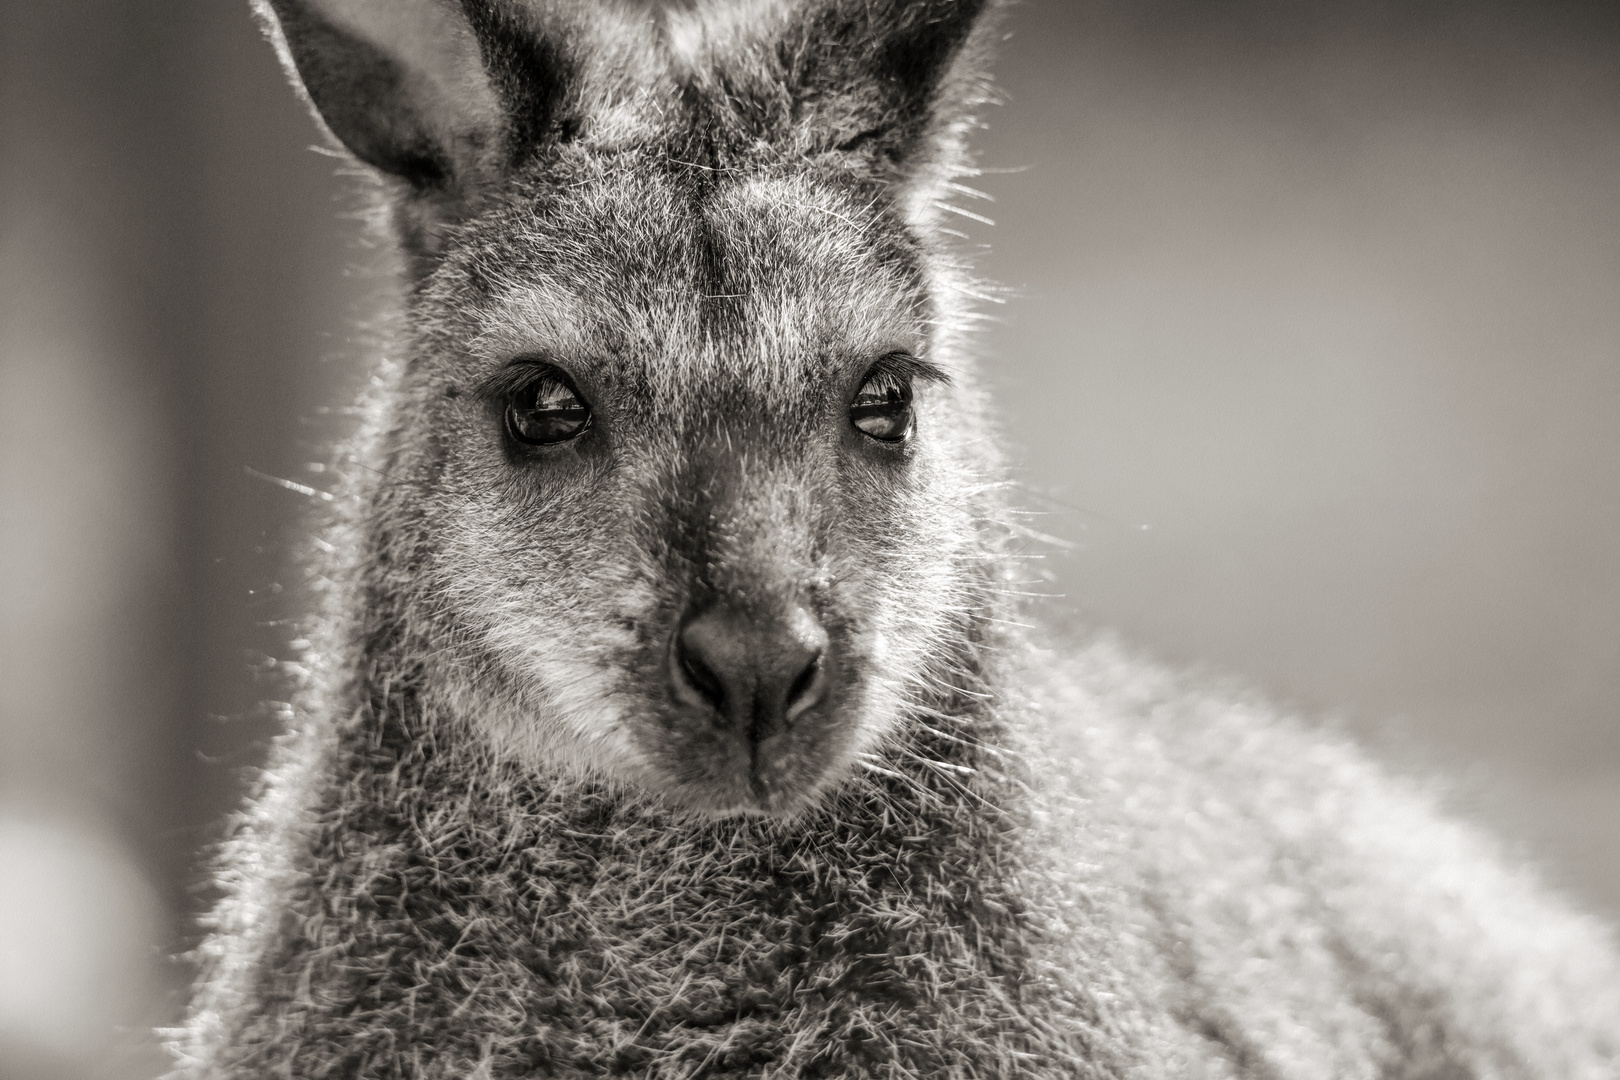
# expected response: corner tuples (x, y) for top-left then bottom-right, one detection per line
(424, 477), (666, 777)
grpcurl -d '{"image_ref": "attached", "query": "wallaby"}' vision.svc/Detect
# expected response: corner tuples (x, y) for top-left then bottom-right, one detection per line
(172, 0), (1620, 1076)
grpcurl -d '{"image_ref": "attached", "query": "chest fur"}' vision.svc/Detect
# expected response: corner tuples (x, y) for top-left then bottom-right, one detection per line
(217, 736), (1137, 1079)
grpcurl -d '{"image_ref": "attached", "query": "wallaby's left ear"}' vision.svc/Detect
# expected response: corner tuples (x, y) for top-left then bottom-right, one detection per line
(683, 0), (1001, 197)
(254, 0), (507, 194)
(255, 0), (642, 259)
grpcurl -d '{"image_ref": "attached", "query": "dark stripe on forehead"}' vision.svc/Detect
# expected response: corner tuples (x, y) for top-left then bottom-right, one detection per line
(661, 99), (749, 342)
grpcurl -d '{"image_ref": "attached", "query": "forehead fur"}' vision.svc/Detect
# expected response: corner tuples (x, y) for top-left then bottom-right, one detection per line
(447, 164), (935, 395)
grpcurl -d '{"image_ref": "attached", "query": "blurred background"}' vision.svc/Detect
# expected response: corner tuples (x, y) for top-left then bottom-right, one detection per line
(1, 0), (1616, 1076)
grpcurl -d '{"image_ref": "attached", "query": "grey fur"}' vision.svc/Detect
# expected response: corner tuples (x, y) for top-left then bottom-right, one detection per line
(171, 1), (1620, 1076)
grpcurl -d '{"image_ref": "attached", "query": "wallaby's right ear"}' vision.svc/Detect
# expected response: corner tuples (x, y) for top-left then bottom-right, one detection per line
(255, 0), (506, 194)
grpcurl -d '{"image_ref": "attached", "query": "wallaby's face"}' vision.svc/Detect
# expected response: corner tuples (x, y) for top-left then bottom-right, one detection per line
(267, 0), (999, 815)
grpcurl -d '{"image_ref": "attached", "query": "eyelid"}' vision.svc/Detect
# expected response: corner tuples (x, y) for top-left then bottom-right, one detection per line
(867, 351), (951, 387)
(853, 373), (909, 401)
(473, 358), (581, 403)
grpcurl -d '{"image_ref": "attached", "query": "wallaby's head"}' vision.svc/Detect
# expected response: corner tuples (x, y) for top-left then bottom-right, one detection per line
(265, 0), (1006, 817)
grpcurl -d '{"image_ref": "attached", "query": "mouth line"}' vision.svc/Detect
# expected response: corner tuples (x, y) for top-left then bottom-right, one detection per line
(642, 746), (843, 820)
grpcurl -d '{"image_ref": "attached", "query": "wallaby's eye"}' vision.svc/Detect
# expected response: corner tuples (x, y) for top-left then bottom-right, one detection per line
(506, 369), (591, 445)
(851, 367), (914, 442)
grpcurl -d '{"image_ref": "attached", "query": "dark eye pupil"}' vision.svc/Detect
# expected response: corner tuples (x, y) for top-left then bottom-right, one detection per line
(851, 372), (913, 442)
(507, 376), (590, 445)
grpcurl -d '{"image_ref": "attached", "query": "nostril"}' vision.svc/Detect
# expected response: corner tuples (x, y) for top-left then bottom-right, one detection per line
(674, 628), (727, 714)
(784, 651), (825, 721)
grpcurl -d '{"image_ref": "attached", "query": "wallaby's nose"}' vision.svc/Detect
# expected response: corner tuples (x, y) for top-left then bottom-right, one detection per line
(672, 604), (829, 738)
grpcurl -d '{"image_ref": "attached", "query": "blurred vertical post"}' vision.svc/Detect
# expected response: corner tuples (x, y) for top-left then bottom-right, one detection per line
(2, 0), (368, 1071)
(0, 0), (205, 1076)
